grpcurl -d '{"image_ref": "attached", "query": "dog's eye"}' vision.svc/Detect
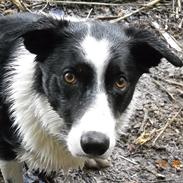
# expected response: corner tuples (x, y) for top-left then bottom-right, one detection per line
(114, 77), (127, 90)
(64, 72), (77, 85)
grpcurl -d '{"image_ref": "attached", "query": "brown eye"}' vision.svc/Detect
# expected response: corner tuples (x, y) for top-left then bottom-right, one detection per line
(64, 72), (77, 85)
(114, 77), (127, 90)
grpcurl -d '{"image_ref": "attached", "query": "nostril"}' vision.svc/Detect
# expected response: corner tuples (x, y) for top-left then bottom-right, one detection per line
(80, 131), (110, 156)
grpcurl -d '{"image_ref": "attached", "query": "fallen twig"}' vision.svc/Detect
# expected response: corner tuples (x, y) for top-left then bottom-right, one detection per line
(40, 0), (121, 6)
(135, 129), (158, 145)
(95, 11), (124, 21)
(121, 156), (138, 165)
(152, 107), (182, 145)
(95, 15), (122, 21)
(21, 1), (33, 13)
(139, 163), (166, 179)
(152, 75), (183, 88)
(86, 8), (93, 20)
(152, 79), (175, 101)
(11, 0), (25, 10)
(39, 0), (49, 12)
(139, 108), (149, 133)
(110, 0), (161, 23)
(178, 18), (183, 28)
(151, 21), (182, 52)
(121, 155), (165, 179)
(173, 0), (181, 18)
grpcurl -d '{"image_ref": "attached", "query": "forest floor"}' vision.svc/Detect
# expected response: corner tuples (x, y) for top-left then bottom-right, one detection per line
(0, 0), (183, 182)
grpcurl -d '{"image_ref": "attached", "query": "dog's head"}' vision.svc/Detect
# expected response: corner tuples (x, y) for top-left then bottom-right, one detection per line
(22, 17), (182, 159)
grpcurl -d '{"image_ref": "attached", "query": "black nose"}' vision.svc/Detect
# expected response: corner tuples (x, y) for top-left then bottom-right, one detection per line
(80, 131), (110, 156)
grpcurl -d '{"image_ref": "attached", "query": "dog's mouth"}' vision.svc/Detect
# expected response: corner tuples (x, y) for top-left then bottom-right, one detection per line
(75, 152), (109, 160)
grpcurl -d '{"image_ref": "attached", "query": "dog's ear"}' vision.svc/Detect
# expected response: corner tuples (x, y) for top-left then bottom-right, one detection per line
(23, 29), (56, 55)
(22, 18), (69, 55)
(126, 28), (183, 72)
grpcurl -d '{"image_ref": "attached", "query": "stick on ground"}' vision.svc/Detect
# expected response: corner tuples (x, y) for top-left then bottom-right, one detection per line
(152, 107), (182, 145)
(121, 155), (165, 179)
(151, 21), (182, 52)
(11, 0), (25, 10)
(110, 0), (161, 23)
(152, 75), (183, 88)
(41, 0), (121, 6)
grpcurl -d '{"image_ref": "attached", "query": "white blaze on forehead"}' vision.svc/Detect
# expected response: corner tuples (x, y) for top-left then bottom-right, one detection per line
(81, 35), (110, 80)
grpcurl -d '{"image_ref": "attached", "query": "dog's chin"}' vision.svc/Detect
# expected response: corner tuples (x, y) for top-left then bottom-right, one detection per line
(71, 152), (112, 169)
(75, 153), (107, 160)
(70, 148), (112, 160)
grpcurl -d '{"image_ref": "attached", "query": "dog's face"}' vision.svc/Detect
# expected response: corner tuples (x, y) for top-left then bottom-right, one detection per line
(22, 18), (182, 159)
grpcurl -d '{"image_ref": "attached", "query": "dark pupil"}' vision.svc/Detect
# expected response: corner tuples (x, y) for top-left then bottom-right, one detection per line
(65, 73), (75, 83)
(118, 78), (124, 85)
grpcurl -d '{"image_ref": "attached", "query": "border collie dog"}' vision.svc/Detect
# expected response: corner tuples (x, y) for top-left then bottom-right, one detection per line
(0, 13), (182, 183)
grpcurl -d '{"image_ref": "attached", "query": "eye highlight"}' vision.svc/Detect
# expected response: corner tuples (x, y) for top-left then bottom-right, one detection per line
(64, 72), (77, 85)
(114, 77), (128, 90)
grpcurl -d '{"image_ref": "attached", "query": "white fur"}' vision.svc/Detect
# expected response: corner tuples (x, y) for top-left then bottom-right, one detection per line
(0, 160), (23, 183)
(81, 35), (110, 85)
(81, 36), (110, 68)
(5, 44), (84, 171)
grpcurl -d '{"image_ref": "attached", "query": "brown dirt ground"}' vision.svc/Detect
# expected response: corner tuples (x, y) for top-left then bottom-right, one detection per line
(0, 0), (183, 182)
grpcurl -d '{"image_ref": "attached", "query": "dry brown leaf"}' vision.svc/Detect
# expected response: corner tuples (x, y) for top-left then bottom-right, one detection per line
(135, 130), (156, 145)
(155, 159), (168, 170)
(172, 159), (182, 170)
